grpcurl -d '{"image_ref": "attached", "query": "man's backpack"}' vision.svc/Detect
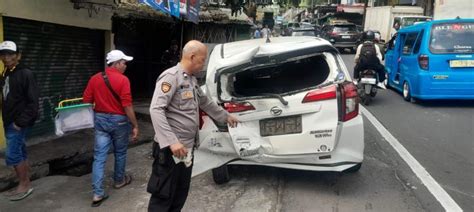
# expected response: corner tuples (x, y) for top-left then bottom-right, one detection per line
(359, 42), (378, 64)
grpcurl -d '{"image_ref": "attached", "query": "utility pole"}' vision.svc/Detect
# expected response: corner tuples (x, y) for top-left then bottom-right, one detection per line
(362, 0), (368, 29)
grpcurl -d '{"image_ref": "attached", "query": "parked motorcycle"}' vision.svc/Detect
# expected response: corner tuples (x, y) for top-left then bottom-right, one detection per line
(357, 69), (379, 105)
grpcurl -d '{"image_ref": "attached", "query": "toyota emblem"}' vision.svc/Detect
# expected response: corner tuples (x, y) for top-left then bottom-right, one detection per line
(270, 106), (283, 116)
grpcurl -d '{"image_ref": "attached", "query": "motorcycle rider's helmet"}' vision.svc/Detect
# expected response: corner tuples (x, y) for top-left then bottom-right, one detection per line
(362, 30), (376, 42)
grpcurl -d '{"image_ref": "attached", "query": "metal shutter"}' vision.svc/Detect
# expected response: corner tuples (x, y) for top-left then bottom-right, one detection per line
(2, 17), (105, 136)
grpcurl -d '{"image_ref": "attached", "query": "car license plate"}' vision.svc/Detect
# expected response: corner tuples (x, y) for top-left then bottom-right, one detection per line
(449, 60), (474, 68)
(342, 35), (351, 39)
(360, 78), (376, 84)
(260, 115), (302, 137)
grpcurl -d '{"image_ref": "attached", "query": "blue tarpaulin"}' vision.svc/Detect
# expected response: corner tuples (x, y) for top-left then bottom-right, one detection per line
(140, 0), (180, 18)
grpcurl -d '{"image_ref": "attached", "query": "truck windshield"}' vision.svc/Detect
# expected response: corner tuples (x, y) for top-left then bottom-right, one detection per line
(430, 22), (474, 54)
(401, 17), (431, 27)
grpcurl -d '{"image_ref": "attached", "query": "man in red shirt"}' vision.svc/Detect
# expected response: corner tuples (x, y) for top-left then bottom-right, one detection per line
(83, 50), (139, 207)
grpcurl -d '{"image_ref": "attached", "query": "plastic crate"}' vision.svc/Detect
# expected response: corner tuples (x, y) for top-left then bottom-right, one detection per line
(54, 98), (94, 136)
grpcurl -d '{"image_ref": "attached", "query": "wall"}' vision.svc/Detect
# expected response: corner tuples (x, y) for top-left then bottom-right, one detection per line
(0, 14), (4, 150)
(0, 0), (114, 149)
(0, 0), (113, 30)
(434, 0), (474, 20)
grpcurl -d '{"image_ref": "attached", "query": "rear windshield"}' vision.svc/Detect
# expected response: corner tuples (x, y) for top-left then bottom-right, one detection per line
(225, 54), (333, 98)
(292, 31), (315, 36)
(333, 25), (357, 32)
(401, 17), (431, 27)
(430, 22), (474, 54)
(289, 23), (300, 28)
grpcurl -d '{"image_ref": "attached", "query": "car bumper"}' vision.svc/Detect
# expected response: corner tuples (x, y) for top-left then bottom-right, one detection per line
(410, 72), (474, 100)
(197, 114), (364, 172)
(333, 42), (358, 48)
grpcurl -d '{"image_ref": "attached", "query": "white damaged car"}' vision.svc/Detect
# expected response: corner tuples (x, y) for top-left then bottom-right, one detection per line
(194, 37), (364, 184)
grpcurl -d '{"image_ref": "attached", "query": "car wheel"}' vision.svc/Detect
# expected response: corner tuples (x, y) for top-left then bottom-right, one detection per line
(383, 73), (390, 88)
(212, 165), (230, 184)
(403, 81), (411, 102)
(362, 96), (371, 105)
(344, 163), (362, 173)
(370, 90), (377, 97)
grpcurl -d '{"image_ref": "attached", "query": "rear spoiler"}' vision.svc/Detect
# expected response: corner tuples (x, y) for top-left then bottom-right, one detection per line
(250, 45), (338, 64)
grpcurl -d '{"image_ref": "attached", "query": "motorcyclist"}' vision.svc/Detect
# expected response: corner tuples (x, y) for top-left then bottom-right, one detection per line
(354, 30), (386, 88)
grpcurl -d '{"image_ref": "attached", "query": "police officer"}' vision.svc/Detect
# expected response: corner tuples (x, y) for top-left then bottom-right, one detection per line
(147, 40), (239, 212)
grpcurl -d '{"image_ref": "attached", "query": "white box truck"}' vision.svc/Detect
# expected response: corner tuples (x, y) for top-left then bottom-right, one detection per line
(364, 6), (431, 42)
(434, 0), (474, 20)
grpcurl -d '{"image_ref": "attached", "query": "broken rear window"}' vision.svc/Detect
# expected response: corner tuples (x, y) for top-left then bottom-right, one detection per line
(223, 53), (333, 98)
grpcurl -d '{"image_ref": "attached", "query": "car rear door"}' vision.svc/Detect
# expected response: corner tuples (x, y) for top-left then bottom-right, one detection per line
(225, 85), (341, 157)
(426, 22), (474, 96)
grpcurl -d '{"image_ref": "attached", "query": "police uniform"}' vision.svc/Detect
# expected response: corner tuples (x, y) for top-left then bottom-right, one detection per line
(147, 64), (229, 212)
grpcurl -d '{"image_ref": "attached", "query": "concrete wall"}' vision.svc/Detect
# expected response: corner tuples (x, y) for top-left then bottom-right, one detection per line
(0, 0), (113, 30)
(0, 15), (4, 150)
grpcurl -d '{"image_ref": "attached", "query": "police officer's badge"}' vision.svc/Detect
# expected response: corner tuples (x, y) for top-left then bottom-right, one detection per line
(161, 82), (171, 93)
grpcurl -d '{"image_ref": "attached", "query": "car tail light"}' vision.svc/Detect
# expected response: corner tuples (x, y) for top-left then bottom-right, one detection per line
(341, 83), (359, 122)
(330, 31), (338, 37)
(302, 85), (337, 103)
(418, 54), (429, 70)
(224, 102), (255, 113)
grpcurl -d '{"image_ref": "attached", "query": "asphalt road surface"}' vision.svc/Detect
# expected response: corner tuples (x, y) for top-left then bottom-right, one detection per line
(340, 53), (473, 212)
(182, 53), (474, 212)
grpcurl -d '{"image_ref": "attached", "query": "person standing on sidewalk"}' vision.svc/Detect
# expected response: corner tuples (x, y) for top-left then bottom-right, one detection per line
(147, 40), (239, 212)
(0, 41), (39, 201)
(83, 50), (139, 207)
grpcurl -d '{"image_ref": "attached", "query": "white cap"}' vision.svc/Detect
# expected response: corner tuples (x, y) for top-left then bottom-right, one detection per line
(106, 50), (133, 64)
(0, 41), (17, 53)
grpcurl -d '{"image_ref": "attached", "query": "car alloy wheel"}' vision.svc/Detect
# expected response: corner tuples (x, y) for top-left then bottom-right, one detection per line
(403, 81), (411, 101)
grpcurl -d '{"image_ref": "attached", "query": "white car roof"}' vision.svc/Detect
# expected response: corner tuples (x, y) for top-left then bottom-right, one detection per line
(219, 37), (333, 59)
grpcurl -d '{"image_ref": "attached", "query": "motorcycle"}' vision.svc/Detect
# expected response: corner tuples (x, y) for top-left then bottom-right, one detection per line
(357, 69), (380, 105)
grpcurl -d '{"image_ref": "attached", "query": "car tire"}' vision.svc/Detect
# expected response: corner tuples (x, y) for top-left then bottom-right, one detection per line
(212, 165), (230, 184)
(344, 163), (362, 173)
(403, 81), (411, 102)
(384, 73), (390, 89)
(362, 95), (371, 105)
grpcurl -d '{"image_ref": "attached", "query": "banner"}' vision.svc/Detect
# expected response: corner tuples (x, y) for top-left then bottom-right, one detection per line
(180, 0), (187, 15)
(169, 0), (180, 18)
(186, 0), (200, 24)
(140, 0), (180, 18)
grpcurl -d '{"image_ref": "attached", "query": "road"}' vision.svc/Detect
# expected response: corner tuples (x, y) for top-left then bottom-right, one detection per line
(182, 53), (473, 212)
(340, 53), (474, 211)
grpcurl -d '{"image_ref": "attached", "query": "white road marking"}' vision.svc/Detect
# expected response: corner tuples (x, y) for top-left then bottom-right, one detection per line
(360, 106), (463, 212)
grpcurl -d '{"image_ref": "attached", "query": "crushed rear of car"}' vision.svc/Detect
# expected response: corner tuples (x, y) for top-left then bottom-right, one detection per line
(195, 37), (364, 184)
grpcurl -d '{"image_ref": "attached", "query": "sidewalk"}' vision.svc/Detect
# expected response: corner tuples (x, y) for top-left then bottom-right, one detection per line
(0, 101), (154, 192)
(0, 143), (155, 212)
